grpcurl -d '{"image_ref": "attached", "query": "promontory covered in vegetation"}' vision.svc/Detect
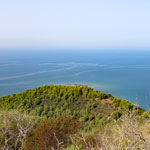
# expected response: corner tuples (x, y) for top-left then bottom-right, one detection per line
(0, 85), (150, 150)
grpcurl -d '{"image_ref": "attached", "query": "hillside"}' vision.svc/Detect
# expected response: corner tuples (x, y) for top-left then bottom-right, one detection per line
(0, 85), (148, 150)
(0, 85), (144, 130)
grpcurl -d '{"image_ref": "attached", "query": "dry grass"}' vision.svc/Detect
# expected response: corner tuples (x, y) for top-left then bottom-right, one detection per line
(70, 112), (150, 150)
(1, 111), (150, 150)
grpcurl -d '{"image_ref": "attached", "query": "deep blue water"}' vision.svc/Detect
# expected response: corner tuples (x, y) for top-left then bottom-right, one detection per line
(1, 49), (150, 109)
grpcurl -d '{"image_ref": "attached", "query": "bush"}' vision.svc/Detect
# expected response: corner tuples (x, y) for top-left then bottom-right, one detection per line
(0, 111), (35, 150)
(112, 111), (122, 120)
(142, 111), (149, 118)
(24, 116), (80, 150)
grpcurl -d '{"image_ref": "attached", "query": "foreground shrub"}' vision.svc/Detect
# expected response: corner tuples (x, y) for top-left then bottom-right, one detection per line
(112, 111), (122, 120)
(0, 111), (35, 150)
(24, 116), (80, 150)
(67, 111), (150, 150)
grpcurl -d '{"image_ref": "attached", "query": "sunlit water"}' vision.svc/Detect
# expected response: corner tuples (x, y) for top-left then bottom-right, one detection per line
(0, 49), (150, 109)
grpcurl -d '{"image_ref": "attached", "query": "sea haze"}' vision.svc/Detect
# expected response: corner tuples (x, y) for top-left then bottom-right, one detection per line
(0, 49), (150, 109)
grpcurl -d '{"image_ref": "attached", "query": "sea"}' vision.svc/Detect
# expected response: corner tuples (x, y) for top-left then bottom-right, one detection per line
(0, 49), (150, 110)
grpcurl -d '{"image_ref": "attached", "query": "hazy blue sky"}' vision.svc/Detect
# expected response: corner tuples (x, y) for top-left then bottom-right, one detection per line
(0, 0), (150, 50)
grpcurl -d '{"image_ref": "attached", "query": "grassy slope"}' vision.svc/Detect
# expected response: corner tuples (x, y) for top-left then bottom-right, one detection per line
(0, 85), (145, 131)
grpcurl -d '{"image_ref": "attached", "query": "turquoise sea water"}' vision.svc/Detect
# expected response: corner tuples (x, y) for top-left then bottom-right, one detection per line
(0, 50), (150, 109)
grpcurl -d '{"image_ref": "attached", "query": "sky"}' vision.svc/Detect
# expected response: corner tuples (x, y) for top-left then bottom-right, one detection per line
(0, 0), (150, 50)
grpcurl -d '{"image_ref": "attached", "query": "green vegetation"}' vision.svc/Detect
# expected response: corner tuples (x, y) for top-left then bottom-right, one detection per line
(0, 85), (148, 150)
(0, 85), (114, 130)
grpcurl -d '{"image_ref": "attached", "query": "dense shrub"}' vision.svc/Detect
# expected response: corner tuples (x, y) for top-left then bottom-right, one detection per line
(112, 111), (122, 120)
(24, 116), (80, 150)
(0, 85), (115, 130)
(0, 84), (147, 149)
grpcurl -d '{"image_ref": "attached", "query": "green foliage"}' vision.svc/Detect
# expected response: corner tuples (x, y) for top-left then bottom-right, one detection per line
(66, 145), (82, 150)
(92, 102), (99, 109)
(112, 97), (144, 115)
(0, 85), (149, 150)
(142, 111), (149, 118)
(112, 111), (122, 120)
(0, 85), (145, 131)
(0, 85), (113, 130)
